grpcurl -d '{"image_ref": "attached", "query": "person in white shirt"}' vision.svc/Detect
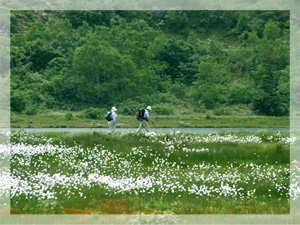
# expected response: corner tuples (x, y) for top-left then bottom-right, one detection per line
(108, 106), (117, 134)
(137, 106), (152, 133)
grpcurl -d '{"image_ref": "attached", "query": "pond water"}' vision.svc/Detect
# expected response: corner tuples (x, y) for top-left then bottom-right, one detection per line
(9, 127), (293, 134)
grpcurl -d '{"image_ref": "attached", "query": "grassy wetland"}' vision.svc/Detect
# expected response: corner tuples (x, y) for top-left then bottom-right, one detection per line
(7, 131), (297, 214)
(10, 110), (289, 128)
(7, 10), (294, 217)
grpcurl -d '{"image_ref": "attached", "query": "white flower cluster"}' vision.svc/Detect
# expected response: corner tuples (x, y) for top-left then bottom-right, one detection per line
(263, 132), (297, 145)
(4, 132), (298, 204)
(182, 147), (209, 153)
(143, 131), (297, 145)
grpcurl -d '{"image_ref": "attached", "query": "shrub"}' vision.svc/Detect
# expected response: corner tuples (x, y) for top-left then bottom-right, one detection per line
(206, 114), (213, 119)
(24, 104), (38, 115)
(65, 112), (73, 120)
(118, 100), (142, 116)
(80, 108), (105, 119)
(11, 91), (26, 112)
(158, 92), (180, 105)
(193, 101), (207, 113)
(10, 112), (23, 123)
(153, 103), (174, 115)
(213, 106), (231, 116)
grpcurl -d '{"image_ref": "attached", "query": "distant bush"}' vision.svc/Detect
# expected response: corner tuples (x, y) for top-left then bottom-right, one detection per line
(10, 112), (23, 123)
(193, 102), (207, 113)
(213, 106), (231, 116)
(79, 108), (105, 119)
(65, 112), (73, 120)
(24, 104), (38, 115)
(118, 100), (142, 116)
(153, 103), (174, 115)
(206, 114), (213, 119)
(11, 91), (26, 112)
(229, 104), (254, 116)
(158, 92), (180, 105)
(135, 93), (180, 107)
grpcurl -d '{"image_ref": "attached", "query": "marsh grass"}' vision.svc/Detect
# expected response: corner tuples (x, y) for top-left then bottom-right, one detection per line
(10, 131), (291, 214)
(11, 111), (289, 128)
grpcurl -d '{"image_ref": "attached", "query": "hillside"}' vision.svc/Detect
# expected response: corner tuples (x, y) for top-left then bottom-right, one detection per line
(10, 10), (290, 117)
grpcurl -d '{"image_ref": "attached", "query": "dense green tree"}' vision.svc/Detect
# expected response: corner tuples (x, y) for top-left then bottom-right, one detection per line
(250, 20), (289, 115)
(151, 36), (197, 84)
(10, 10), (290, 116)
(60, 11), (116, 28)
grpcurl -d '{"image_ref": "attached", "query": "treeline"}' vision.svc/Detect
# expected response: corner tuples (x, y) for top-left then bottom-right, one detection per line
(10, 10), (290, 116)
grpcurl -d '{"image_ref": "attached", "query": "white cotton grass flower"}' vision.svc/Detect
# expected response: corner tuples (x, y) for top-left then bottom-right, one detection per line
(5, 131), (297, 205)
(182, 147), (209, 153)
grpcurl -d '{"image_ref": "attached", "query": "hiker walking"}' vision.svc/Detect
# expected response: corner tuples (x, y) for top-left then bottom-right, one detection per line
(136, 106), (152, 133)
(106, 106), (117, 134)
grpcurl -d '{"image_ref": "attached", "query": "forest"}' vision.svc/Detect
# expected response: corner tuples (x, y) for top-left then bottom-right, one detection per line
(10, 10), (290, 117)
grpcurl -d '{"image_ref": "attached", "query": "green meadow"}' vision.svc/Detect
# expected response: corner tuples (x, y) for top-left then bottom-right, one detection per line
(10, 110), (289, 128)
(9, 131), (293, 214)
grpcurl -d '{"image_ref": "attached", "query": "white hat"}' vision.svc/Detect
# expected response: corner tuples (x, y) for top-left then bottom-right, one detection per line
(146, 106), (152, 110)
(112, 106), (117, 112)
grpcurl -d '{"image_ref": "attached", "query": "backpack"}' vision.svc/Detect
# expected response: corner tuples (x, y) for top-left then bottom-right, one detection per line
(136, 108), (145, 121)
(105, 112), (113, 121)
